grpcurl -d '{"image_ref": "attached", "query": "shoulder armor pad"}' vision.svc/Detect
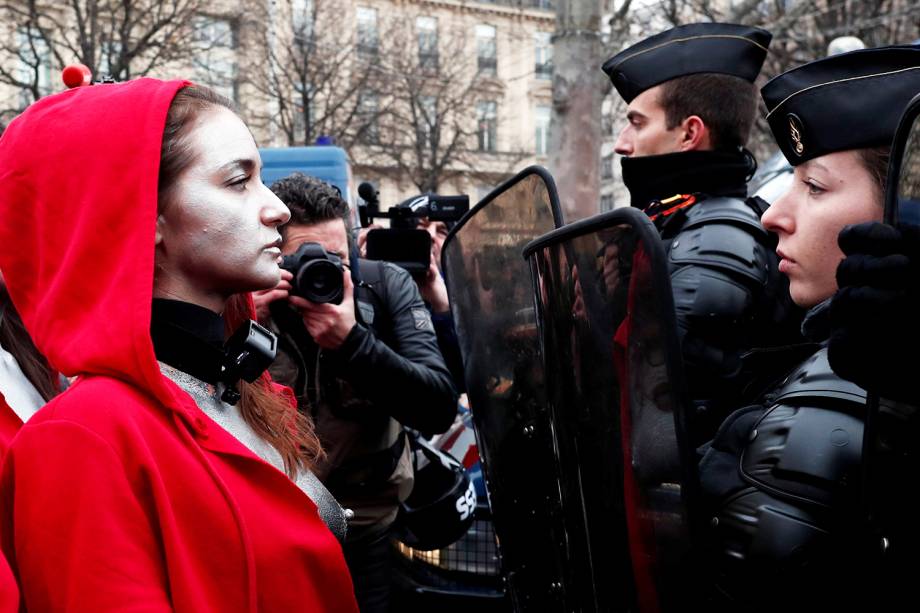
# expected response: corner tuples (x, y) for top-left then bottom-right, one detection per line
(741, 348), (865, 509)
(682, 196), (768, 236)
(669, 198), (774, 284)
(773, 347), (867, 406)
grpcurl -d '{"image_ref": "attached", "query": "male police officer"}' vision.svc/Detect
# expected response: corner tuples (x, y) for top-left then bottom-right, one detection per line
(253, 173), (457, 613)
(602, 23), (801, 438)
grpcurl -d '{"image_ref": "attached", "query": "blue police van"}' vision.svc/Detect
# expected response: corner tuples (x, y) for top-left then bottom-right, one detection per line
(258, 145), (357, 226)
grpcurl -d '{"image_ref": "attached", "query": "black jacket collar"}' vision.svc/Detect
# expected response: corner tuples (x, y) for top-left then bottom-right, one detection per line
(801, 298), (832, 343)
(622, 148), (756, 209)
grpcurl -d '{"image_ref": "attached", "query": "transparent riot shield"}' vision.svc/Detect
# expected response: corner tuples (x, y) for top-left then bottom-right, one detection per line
(441, 167), (564, 610)
(521, 207), (700, 612)
(862, 93), (920, 593)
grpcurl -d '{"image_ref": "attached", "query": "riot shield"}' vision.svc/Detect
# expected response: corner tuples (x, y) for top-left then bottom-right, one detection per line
(863, 93), (920, 589)
(441, 167), (563, 610)
(521, 207), (699, 612)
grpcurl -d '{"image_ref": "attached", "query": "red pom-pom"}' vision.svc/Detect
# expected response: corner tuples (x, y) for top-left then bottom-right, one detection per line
(62, 64), (92, 89)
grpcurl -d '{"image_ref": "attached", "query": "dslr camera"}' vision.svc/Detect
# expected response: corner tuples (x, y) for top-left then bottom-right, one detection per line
(358, 182), (469, 278)
(279, 242), (345, 305)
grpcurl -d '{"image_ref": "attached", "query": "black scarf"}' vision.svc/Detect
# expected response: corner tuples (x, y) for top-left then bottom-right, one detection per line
(621, 148), (756, 209)
(150, 299), (226, 385)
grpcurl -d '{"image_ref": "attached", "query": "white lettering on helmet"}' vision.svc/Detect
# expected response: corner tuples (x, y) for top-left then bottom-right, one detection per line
(455, 481), (478, 521)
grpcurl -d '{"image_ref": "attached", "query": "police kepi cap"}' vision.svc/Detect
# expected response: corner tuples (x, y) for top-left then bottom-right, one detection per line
(602, 23), (772, 103)
(762, 45), (920, 166)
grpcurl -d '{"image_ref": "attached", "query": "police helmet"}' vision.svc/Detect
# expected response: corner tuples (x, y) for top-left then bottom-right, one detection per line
(394, 431), (477, 551)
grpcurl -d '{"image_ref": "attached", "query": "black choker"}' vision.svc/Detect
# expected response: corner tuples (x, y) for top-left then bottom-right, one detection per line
(151, 299), (278, 405)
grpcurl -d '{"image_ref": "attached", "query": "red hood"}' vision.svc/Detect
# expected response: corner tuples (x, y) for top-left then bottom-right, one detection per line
(0, 78), (190, 404)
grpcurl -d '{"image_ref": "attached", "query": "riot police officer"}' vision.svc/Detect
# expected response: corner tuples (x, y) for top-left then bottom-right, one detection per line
(700, 46), (920, 609)
(603, 24), (803, 440)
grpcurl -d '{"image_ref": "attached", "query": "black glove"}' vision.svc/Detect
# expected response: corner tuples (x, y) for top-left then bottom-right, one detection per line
(828, 222), (920, 402)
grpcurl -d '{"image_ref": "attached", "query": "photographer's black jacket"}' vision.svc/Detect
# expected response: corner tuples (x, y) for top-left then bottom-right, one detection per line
(266, 258), (457, 537)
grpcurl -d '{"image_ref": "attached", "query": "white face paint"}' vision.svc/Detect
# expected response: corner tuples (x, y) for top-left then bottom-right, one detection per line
(154, 106), (291, 312)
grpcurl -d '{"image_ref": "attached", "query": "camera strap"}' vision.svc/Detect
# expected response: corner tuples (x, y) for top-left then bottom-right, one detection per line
(354, 259), (393, 343)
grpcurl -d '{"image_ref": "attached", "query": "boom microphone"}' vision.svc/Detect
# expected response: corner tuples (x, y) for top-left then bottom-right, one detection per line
(358, 182), (379, 206)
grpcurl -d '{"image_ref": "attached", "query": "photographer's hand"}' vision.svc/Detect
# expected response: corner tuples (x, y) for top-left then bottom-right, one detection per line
(290, 271), (357, 349)
(419, 260), (450, 314)
(252, 269), (292, 323)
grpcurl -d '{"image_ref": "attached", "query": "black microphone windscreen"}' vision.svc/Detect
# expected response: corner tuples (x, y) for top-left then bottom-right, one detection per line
(358, 182), (377, 202)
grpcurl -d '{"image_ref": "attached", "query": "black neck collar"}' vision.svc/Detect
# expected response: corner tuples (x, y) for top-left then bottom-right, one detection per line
(801, 298), (832, 343)
(150, 299), (226, 385)
(621, 148), (756, 209)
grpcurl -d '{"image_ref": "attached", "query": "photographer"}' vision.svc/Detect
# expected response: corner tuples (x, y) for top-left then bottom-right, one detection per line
(358, 187), (466, 392)
(254, 173), (457, 613)
(413, 217), (466, 391)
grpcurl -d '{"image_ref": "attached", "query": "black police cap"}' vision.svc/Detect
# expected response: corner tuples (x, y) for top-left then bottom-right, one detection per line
(762, 46), (920, 166)
(602, 23), (772, 103)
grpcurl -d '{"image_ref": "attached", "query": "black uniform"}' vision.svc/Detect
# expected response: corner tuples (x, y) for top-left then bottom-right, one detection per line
(699, 302), (868, 608)
(699, 45), (920, 609)
(621, 148), (801, 436)
(603, 24), (803, 437)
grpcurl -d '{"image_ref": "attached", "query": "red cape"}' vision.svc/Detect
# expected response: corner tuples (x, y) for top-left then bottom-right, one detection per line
(0, 79), (356, 611)
(0, 396), (21, 460)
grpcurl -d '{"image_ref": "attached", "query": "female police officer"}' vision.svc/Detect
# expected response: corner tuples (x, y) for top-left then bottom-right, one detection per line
(699, 46), (920, 609)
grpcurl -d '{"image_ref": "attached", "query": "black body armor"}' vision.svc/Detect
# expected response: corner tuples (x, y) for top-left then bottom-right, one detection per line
(702, 347), (870, 609)
(658, 194), (800, 440)
(622, 149), (804, 442)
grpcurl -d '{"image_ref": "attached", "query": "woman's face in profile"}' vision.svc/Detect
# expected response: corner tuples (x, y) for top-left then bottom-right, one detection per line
(761, 150), (883, 308)
(155, 107), (290, 308)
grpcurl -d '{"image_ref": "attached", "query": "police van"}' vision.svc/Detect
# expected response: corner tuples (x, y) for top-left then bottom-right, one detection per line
(258, 145), (358, 228)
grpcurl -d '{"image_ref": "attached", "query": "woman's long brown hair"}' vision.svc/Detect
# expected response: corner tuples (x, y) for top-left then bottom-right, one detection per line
(0, 284), (59, 402)
(158, 86), (323, 476)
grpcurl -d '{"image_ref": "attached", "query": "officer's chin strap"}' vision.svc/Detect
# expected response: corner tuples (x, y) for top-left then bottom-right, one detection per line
(219, 320), (278, 405)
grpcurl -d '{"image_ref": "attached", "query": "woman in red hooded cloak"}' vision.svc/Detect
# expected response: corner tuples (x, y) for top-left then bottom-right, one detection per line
(0, 78), (358, 612)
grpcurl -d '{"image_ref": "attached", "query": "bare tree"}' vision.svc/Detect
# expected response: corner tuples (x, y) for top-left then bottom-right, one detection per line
(359, 15), (529, 194)
(367, 21), (476, 193)
(245, 0), (386, 148)
(0, 0), (210, 130)
(549, 0), (607, 221)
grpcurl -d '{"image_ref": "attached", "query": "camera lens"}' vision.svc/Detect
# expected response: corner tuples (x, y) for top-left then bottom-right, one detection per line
(297, 259), (344, 304)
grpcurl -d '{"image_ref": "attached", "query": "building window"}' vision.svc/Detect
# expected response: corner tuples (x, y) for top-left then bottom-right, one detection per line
(16, 28), (51, 105)
(292, 0), (315, 44)
(477, 100), (497, 152)
(416, 16), (438, 72)
(358, 91), (380, 144)
(534, 31), (552, 80)
(600, 194), (614, 211)
(476, 25), (497, 76)
(602, 154), (614, 179)
(192, 16), (238, 103)
(357, 7), (378, 58)
(535, 105), (550, 155)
